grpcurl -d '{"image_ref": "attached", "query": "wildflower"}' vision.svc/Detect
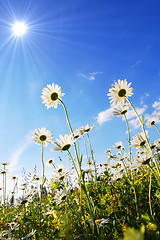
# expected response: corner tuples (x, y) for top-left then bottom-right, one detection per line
(21, 230), (37, 239)
(46, 158), (55, 167)
(32, 127), (53, 146)
(81, 124), (94, 133)
(56, 164), (66, 173)
(51, 134), (74, 151)
(72, 128), (84, 139)
(33, 175), (40, 181)
(11, 175), (17, 180)
(114, 141), (124, 149)
(0, 169), (7, 174)
(1, 162), (8, 166)
(8, 222), (19, 230)
(131, 131), (148, 149)
(154, 139), (160, 149)
(108, 79), (134, 104)
(54, 189), (68, 205)
(105, 149), (111, 154)
(41, 83), (64, 109)
(113, 104), (128, 115)
(136, 150), (152, 165)
(118, 154), (127, 161)
(146, 117), (156, 127)
(95, 218), (109, 227)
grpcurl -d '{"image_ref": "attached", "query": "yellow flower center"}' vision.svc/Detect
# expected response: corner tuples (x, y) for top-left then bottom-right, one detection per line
(118, 89), (126, 97)
(39, 135), (47, 141)
(62, 144), (71, 151)
(50, 92), (58, 101)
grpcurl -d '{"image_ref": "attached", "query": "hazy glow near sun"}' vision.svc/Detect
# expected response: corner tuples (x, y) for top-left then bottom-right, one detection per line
(12, 22), (28, 37)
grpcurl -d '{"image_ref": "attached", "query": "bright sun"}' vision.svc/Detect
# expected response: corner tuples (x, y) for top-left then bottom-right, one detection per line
(12, 22), (28, 37)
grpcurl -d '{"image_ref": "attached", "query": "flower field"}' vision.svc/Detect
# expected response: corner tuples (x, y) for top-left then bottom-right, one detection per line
(0, 79), (160, 240)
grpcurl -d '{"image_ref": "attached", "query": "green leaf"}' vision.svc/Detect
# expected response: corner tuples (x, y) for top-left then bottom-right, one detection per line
(141, 115), (145, 126)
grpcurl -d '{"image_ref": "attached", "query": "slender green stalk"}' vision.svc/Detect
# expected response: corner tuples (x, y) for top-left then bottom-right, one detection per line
(125, 97), (160, 174)
(2, 173), (5, 204)
(41, 142), (45, 199)
(87, 133), (97, 180)
(59, 98), (95, 220)
(58, 98), (73, 133)
(153, 124), (160, 135)
(124, 113), (132, 162)
(125, 97), (149, 146)
(149, 172), (154, 219)
(67, 150), (79, 178)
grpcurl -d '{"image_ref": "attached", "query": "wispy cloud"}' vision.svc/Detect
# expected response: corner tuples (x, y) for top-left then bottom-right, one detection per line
(8, 132), (32, 173)
(140, 92), (150, 105)
(79, 72), (103, 81)
(96, 107), (113, 125)
(152, 100), (160, 110)
(125, 106), (147, 120)
(131, 60), (141, 68)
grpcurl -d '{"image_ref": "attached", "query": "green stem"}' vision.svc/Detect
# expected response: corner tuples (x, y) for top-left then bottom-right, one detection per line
(149, 173), (154, 219)
(67, 150), (79, 178)
(58, 98), (73, 133)
(125, 97), (149, 147)
(125, 97), (160, 174)
(87, 133), (97, 180)
(124, 113), (132, 162)
(41, 142), (45, 199)
(154, 124), (160, 135)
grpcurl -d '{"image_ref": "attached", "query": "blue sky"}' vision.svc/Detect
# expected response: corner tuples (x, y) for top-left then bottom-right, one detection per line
(0, 0), (160, 188)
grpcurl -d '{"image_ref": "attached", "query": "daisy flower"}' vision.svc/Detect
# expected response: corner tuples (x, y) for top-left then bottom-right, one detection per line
(41, 83), (65, 109)
(46, 159), (55, 167)
(113, 141), (124, 150)
(82, 124), (94, 133)
(72, 128), (84, 139)
(1, 162), (8, 166)
(131, 131), (148, 149)
(107, 79), (134, 105)
(137, 152), (152, 165)
(32, 127), (53, 146)
(146, 117), (156, 128)
(54, 189), (68, 205)
(51, 134), (74, 151)
(112, 104), (128, 116)
(154, 139), (160, 149)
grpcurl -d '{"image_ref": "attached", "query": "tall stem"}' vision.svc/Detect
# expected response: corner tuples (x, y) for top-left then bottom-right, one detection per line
(58, 99), (73, 133)
(125, 97), (149, 147)
(41, 142), (45, 199)
(87, 133), (97, 180)
(124, 114), (132, 162)
(149, 173), (154, 219)
(154, 124), (160, 135)
(125, 97), (160, 174)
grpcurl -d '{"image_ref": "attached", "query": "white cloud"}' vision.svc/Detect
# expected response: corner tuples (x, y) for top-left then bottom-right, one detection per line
(96, 108), (113, 125)
(140, 92), (150, 105)
(152, 100), (160, 110)
(128, 118), (140, 130)
(131, 60), (141, 68)
(8, 132), (32, 173)
(79, 72), (103, 81)
(125, 106), (147, 120)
